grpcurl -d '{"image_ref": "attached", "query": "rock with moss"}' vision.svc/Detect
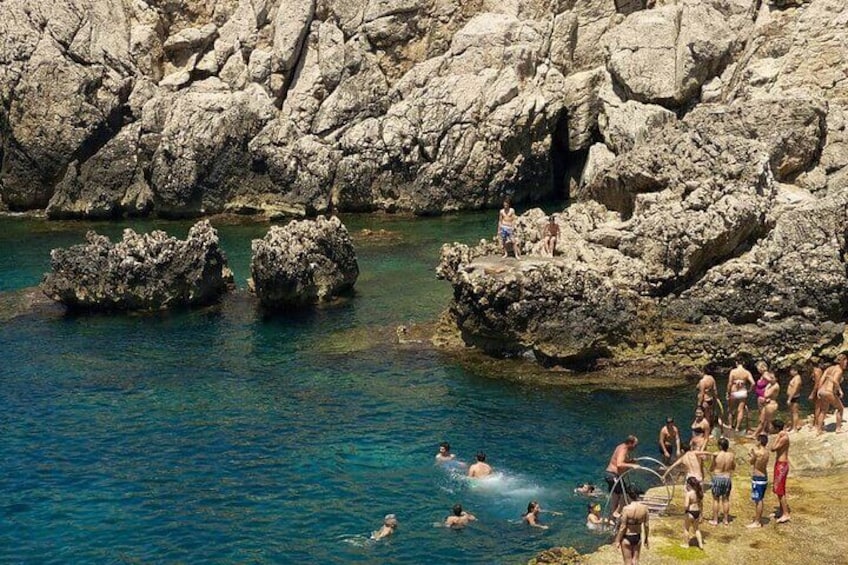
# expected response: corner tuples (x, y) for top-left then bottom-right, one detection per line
(250, 215), (359, 309)
(528, 546), (583, 565)
(41, 220), (233, 311)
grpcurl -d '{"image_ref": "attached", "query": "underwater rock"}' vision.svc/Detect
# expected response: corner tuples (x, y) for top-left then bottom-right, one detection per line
(41, 220), (233, 311)
(250, 215), (359, 309)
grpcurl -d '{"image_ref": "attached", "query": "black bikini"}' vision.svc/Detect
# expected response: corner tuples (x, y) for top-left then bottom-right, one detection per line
(687, 509), (701, 520)
(623, 517), (642, 546)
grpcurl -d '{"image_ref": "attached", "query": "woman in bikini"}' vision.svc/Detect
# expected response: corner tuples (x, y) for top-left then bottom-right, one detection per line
(727, 361), (755, 432)
(689, 408), (710, 451)
(753, 372), (779, 437)
(614, 500), (649, 565)
(682, 476), (704, 550)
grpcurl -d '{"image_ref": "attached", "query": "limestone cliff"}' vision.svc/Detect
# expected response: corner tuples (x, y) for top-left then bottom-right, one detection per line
(438, 0), (848, 370)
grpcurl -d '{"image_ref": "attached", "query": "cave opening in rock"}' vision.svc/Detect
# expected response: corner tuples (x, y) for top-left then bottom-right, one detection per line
(549, 108), (588, 202)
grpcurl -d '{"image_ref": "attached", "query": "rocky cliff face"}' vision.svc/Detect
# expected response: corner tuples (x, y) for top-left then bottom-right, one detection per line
(0, 0), (632, 218)
(438, 0), (848, 370)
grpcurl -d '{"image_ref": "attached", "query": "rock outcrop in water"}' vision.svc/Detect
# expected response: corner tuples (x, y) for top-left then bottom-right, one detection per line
(41, 220), (234, 311)
(438, 0), (848, 370)
(250, 215), (358, 308)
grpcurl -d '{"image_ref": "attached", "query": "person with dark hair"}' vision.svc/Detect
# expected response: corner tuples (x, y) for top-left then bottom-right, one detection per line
(689, 409), (710, 451)
(786, 368), (803, 432)
(436, 442), (455, 463)
(682, 476), (704, 549)
(658, 417), (681, 466)
(809, 364), (825, 431)
(605, 436), (641, 517)
(709, 437), (735, 525)
(523, 501), (548, 529)
(497, 198), (521, 259)
(816, 354), (846, 434)
(746, 434), (770, 528)
(468, 452), (492, 478)
(445, 504), (476, 528)
(542, 216), (560, 257)
(614, 500), (649, 565)
(771, 420), (791, 523)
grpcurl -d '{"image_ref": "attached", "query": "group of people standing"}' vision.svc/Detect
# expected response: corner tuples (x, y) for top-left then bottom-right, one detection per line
(605, 354), (846, 564)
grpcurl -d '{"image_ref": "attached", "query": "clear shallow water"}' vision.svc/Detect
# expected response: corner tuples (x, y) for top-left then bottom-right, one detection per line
(0, 213), (693, 564)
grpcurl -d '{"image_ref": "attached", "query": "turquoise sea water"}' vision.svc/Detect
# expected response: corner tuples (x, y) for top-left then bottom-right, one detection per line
(0, 213), (694, 564)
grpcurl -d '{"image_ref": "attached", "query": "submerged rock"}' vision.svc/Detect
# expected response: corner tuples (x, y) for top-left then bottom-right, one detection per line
(41, 220), (234, 311)
(250, 215), (358, 309)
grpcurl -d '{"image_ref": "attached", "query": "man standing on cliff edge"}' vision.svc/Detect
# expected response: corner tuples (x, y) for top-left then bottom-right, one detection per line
(497, 197), (521, 259)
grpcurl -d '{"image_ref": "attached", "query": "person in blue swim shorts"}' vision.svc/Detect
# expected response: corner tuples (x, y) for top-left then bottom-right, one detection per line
(747, 433), (770, 528)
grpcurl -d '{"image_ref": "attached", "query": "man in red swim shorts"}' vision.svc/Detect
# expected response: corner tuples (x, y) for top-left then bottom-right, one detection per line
(771, 419), (791, 523)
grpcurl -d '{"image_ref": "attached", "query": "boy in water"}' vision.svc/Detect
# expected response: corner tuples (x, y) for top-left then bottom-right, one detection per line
(445, 504), (476, 528)
(468, 452), (493, 478)
(436, 442), (455, 463)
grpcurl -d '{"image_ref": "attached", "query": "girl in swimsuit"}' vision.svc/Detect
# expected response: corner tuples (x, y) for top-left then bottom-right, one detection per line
(690, 409), (710, 450)
(683, 476), (704, 549)
(615, 500), (649, 565)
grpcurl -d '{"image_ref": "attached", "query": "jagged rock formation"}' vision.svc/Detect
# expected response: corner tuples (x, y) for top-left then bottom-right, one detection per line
(41, 220), (234, 311)
(250, 215), (358, 308)
(439, 0), (848, 370)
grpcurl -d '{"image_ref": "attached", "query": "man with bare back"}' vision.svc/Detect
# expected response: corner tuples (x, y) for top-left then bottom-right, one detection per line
(709, 437), (735, 525)
(747, 434), (770, 528)
(727, 361), (755, 432)
(785, 367), (802, 432)
(816, 354), (846, 434)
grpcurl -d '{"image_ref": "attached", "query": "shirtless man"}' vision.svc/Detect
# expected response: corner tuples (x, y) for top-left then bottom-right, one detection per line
(445, 504), (476, 528)
(747, 434), (770, 528)
(662, 444), (714, 486)
(523, 501), (549, 530)
(808, 365), (824, 430)
(436, 442), (456, 463)
(542, 216), (560, 257)
(771, 420), (791, 523)
(709, 437), (736, 525)
(816, 354), (846, 434)
(785, 368), (802, 432)
(658, 417), (681, 466)
(727, 361), (755, 432)
(497, 198), (521, 259)
(605, 436), (641, 516)
(468, 452), (493, 478)
(614, 500), (649, 565)
(752, 373), (779, 437)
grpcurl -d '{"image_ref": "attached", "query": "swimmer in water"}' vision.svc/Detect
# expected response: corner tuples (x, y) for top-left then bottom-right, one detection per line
(575, 483), (602, 497)
(523, 501), (549, 529)
(445, 504), (476, 528)
(468, 452), (493, 478)
(436, 442), (456, 463)
(371, 514), (398, 540)
(586, 502), (611, 531)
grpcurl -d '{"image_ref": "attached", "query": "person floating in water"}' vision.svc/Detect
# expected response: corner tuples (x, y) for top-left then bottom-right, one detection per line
(468, 452), (493, 478)
(586, 502), (611, 531)
(445, 504), (476, 528)
(575, 483), (602, 497)
(497, 197), (521, 259)
(522, 501), (549, 529)
(436, 442), (455, 463)
(371, 514), (398, 540)
(614, 500), (649, 565)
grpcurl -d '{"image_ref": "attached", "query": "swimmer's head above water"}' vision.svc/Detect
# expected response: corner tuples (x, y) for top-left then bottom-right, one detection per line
(384, 514), (398, 527)
(476, 452), (487, 462)
(452, 504), (464, 516)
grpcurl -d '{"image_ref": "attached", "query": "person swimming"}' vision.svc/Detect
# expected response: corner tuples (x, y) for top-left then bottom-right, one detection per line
(522, 501), (548, 529)
(371, 514), (398, 540)
(468, 452), (493, 478)
(574, 483), (603, 497)
(586, 502), (610, 531)
(445, 504), (476, 528)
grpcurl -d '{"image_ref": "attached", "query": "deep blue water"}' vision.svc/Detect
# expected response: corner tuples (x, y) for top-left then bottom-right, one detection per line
(0, 213), (693, 564)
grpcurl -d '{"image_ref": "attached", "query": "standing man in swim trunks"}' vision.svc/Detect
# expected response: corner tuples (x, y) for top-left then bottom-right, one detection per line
(468, 452), (493, 478)
(542, 216), (560, 257)
(771, 420), (791, 523)
(727, 360), (755, 432)
(746, 434), (770, 528)
(497, 198), (521, 259)
(786, 368), (802, 432)
(709, 437), (735, 525)
(816, 354), (846, 433)
(614, 500), (649, 565)
(658, 417), (681, 466)
(605, 436), (641, 517)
